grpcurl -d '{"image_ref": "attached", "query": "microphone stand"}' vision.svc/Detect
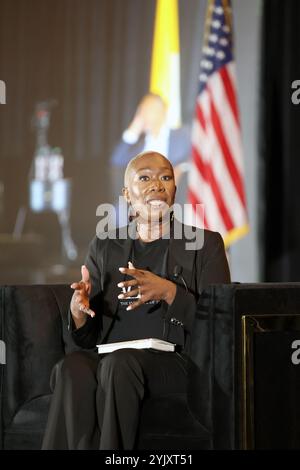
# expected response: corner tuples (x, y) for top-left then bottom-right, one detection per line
(14, 100), (78, 262)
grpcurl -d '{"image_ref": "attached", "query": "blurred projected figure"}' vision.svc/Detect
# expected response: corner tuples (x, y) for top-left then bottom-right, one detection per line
(111, 93), (191, 226)
(26, 101), (78, 261)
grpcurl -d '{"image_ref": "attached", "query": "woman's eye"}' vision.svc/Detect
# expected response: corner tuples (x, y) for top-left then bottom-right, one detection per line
(161, 175), (172, 181)
(139, 175), (149, 181)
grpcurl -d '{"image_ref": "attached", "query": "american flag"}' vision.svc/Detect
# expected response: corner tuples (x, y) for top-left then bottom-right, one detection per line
(187, 0), (248, 247)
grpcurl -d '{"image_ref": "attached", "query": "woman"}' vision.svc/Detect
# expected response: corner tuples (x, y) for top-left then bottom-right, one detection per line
(42, 151), (230, 450)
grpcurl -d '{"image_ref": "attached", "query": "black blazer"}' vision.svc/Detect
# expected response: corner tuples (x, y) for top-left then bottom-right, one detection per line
(71, 220), (230, 355)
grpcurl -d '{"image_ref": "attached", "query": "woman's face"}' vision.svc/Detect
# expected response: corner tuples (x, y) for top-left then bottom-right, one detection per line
(123, 153), (176, 223)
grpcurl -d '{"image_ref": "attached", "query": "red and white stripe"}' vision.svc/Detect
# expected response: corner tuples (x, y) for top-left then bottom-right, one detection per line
(188, 61), (248, 245)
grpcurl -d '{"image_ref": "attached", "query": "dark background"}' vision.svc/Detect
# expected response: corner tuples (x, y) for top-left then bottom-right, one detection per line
(260, 0), (300, 281)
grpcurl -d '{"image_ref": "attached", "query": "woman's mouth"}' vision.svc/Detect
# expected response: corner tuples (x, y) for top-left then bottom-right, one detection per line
(147, 199), (166, 207)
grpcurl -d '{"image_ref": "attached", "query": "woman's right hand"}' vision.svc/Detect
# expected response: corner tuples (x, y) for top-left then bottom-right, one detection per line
(70, 265), (95, 328)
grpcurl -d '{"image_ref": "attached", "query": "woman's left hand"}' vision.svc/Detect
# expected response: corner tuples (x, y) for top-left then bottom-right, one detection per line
(117, 262), (177, 311)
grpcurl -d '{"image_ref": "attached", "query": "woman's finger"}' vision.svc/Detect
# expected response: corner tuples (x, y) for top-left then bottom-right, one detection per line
(78, 303), (95, 318)
(119, 267), (139, 276)
(117, 279), (139, 289)
(81, 265), (90, 283)
(126, 295), (150, 311)
(118, 287), (140, 300)
(71, 281), (86, 290)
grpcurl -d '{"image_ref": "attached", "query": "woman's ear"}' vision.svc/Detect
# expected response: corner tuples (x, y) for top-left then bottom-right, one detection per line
(122, 187), (130, 204)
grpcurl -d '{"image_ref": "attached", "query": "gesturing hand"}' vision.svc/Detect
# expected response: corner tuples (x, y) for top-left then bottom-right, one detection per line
(127, 109), (145, 138)
(70, 265), (95, 328)
(117, 262), (177, 311)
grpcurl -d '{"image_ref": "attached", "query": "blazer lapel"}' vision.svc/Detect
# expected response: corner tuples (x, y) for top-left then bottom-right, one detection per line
(167, 220), (196, 290)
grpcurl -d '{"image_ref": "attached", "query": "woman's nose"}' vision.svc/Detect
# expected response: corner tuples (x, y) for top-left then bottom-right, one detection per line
(149, 179), (164, 191)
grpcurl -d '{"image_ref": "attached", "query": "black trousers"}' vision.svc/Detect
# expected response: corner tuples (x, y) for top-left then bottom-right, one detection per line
(42, 348), (188, 450)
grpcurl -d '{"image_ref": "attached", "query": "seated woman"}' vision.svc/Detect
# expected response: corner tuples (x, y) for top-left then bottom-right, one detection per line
(42, 151), (230, 450)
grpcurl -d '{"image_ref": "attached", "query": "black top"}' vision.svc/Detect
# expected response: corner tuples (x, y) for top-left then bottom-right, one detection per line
(106, 237), (170, 343)
(73, 222), (231, 351)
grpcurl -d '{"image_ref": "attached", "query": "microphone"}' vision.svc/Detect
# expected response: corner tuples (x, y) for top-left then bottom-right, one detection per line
(172, 265), (188, 292)
(173, 265), (182, 279)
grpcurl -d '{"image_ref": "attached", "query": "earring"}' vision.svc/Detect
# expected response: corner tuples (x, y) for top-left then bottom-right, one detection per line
(128, 203), (137, 222)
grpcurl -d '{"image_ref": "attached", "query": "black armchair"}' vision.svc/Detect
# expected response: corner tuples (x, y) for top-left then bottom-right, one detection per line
(0, 284), (235, 450)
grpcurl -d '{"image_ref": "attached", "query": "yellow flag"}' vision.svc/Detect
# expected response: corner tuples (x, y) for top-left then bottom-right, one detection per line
(150, 0), (181, 128)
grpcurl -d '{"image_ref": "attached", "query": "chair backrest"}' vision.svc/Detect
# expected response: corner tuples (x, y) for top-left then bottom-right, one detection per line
(191, 284), (236, 449)
(0, 284), (75, 437)
(195, 282), (300, 450)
